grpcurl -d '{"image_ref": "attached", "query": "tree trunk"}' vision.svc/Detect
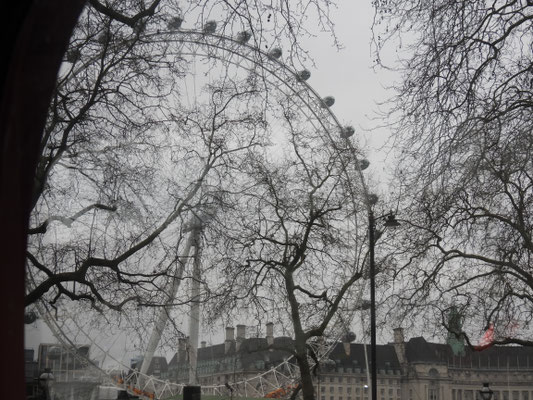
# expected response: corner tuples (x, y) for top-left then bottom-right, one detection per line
(295, 336), (315, 400)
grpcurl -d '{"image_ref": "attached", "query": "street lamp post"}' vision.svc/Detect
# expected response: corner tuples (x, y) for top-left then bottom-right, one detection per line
(368, 210), (400, 400)
(368, 211), (378, 400)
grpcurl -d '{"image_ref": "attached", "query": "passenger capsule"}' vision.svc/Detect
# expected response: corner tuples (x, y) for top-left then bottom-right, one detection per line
(367, 194), (379, 205)
(66, 49), (81, 63)
(321, 96), (335, 107)
(357, 159), (370, 170)
(167, 17), (183, 30)
(297, 70), (311, 81)
(236, 31), (252, 44)
(97, 32), (109, 44)
(268, 48), (282, 59)
(340, 126), (355, 139)
(203, 20), (217, 34)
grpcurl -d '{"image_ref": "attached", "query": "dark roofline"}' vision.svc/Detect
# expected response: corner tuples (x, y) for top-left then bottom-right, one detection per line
(405, 336), (533, 368)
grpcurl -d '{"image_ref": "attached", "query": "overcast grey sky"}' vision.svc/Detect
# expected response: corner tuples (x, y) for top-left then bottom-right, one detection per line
(302, 2), (398, 169)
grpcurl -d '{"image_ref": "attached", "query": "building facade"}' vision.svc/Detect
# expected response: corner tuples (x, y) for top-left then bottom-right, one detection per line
(168, 324), (296, 396)
(393, 329), (533, 400)
(167, 325), (533, 400)
(36, 343), (95, 382)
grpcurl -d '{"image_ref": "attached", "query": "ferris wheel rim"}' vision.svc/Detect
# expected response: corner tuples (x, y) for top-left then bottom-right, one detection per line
(30, 24), (374, 398)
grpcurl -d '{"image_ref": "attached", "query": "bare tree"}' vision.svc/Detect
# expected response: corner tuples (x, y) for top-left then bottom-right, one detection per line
(200, 105), (370, 400)
(26, 8), (267, 312)
(373, 0), (533, 346)
(26, 0), (344, 313)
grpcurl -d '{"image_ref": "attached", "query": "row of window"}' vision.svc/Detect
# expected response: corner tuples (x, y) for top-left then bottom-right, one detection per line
(319, 376), (400, 385)
(453, 389), (532, 400)
(319, 396), (399, 400)
(318, 386), (401, 396)
(319, 393), (532, 400)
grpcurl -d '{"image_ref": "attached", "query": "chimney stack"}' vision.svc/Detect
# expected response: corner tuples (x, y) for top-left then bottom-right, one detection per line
(392, 327), (406, 366)
(225, 326), (235, 354)
(236, 324), (246, 340)
(342, 331), (355, 356)
(236, 324), (246, 351)
(201, 341), (206, 348)
(266, 322), (274, 346)
(394, 327), (404, 343)
(178, 337), (187, 363)
(226, 326), (235, 341)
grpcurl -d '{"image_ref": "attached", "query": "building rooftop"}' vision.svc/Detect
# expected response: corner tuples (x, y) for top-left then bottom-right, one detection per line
(327, 342), (401, 372)
(405, 336), (533, 369)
